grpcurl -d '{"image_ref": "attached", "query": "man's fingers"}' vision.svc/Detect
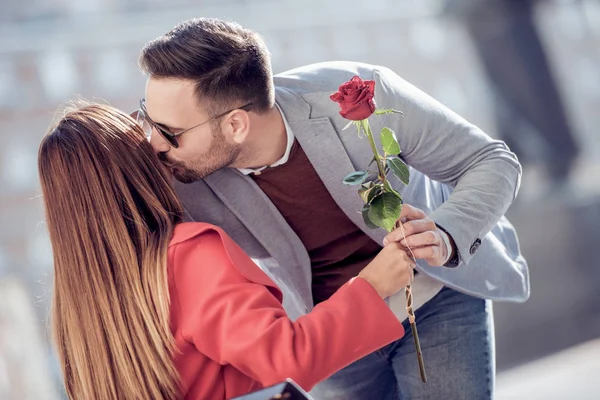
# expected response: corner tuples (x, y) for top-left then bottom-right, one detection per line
(399, 203), (427, 222)
(383, 220), (431, 245)
(400, 231), (440, 248)
(410, 245), (439, 260)
(406, 246), (444, 267)
(398, 219), (437, 237)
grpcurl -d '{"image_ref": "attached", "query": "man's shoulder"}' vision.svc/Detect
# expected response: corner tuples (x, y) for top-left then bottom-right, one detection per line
(274, 61), (380, 93)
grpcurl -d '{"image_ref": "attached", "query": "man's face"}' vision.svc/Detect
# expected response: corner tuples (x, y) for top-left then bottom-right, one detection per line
(144, 77), (241, 183)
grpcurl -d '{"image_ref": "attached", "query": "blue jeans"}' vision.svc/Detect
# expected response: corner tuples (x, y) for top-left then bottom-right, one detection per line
(310, 287), (495, 399)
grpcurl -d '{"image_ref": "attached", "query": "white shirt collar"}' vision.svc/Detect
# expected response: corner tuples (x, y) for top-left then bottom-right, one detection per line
(238, 103), (294, 176)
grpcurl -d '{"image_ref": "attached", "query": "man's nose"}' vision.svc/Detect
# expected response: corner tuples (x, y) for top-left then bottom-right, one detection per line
(149, 128), (171, 153)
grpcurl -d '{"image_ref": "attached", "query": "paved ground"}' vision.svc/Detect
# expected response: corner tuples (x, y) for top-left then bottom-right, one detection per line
(496, 339), (600, 399)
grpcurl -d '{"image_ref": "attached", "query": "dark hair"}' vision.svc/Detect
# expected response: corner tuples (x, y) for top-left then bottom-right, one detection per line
(139, 18), (274, 115)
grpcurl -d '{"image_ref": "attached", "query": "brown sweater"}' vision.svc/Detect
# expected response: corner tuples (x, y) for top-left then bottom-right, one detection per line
(251, 140), (382, 304)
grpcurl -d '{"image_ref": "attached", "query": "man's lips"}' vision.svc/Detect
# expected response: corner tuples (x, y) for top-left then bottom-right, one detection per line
(157, 153), (176, 169)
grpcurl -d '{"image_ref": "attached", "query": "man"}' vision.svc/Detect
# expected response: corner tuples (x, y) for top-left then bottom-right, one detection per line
(134, 17), (529, 399)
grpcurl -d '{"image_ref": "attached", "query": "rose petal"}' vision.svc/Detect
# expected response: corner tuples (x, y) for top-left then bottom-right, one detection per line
(330, 76), (376, 120)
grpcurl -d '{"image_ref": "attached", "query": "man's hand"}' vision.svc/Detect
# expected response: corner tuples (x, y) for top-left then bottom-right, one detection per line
(382, 204), (455, 267)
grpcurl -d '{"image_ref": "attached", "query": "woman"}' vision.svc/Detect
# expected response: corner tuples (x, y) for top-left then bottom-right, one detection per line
(38, 103), (415, 400)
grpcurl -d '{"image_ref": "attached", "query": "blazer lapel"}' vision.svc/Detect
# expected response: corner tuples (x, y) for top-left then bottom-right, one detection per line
(275, 86), (386, 245)
(203, 168), (313, 300)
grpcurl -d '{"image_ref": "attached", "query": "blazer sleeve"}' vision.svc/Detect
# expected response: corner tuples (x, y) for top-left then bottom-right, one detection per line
(170, 227), (404, 391)
(373, 66), (522, 265)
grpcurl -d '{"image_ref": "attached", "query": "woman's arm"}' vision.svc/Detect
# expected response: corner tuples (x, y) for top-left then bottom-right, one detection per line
(171, 227), (404, 391)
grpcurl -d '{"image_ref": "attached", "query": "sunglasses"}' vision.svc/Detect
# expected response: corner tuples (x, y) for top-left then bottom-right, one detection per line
(130, 99), (253, 149)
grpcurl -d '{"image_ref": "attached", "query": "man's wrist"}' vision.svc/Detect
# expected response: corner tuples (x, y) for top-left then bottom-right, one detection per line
(436, 224), (459, 267)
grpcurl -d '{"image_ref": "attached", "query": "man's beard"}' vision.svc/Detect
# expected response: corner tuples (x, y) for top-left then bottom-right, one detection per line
(158, 134), (242, 184)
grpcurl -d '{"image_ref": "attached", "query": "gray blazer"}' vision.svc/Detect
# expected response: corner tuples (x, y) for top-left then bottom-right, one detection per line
(175, 61), (530, 320)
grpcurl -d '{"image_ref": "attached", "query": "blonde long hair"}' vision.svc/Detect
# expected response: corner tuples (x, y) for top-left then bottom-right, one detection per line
(38, 104), (184, 399)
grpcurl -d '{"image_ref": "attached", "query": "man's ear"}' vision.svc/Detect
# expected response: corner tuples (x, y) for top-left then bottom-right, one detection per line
(222, 109), (251, 144)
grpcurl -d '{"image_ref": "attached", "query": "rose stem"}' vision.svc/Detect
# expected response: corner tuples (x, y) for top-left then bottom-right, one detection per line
(397, 221), (427, 383)
(362, 119), (427, 383)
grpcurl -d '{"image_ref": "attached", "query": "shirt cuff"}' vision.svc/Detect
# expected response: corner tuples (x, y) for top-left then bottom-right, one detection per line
(436, 224), (460, 268)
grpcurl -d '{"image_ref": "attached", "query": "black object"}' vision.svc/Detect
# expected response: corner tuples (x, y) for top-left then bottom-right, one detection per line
(469, 238), (482, 255)
(229, 379), (313, 400)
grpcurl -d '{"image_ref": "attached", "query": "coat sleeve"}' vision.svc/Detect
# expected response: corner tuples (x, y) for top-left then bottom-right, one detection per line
(373, 66), (522, 265)
(170, 228), (404, 391)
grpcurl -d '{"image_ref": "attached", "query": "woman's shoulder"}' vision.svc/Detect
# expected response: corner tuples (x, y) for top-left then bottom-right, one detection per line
(167, 222), (234, 279)
(168, 222), (246, 274)
(168, 222), (280, 297)
(169, 222), (227, 248)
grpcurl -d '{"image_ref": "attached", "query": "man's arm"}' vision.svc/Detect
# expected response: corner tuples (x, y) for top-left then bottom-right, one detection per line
(373, 66), (522, 266)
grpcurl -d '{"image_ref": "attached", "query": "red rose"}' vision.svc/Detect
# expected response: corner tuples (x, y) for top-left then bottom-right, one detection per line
(330, 76), (376, 121)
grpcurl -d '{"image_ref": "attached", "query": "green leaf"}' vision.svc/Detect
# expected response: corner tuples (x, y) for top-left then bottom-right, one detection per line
(387, 156), (410, 185)
(358, 187), (367, 203)
(360, 181), (374, 190)
(367, 184), (383, 204)
(361, 205), (379, 229)
(380, 127), (401, 155)
(368, 192), (402, 232)
(383, 179), (403, 199)
(343, 171), (369, 186)
(358, 185), (372, 203)
(358, 182), (384, 204)
(374, 109), (404, 115)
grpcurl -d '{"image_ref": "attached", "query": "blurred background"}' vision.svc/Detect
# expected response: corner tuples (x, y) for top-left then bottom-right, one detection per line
(1, 0), (599, 398)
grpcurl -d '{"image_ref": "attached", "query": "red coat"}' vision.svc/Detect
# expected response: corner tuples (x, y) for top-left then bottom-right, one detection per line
(168, 222), (405, 399)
